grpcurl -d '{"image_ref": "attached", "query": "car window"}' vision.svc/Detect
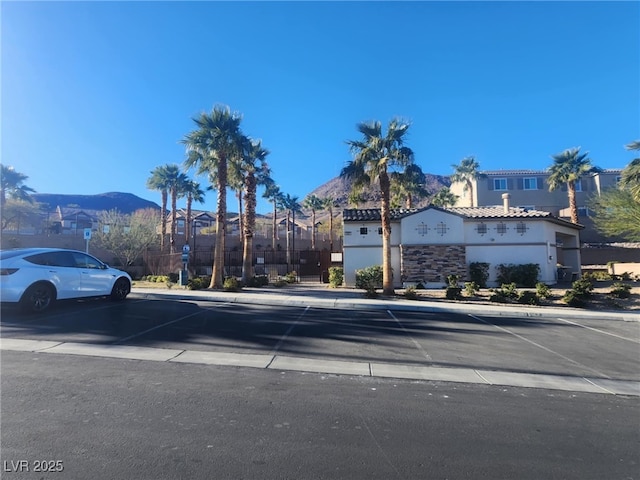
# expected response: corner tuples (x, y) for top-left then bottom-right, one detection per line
(25, 251), (76, 267)
(72, 252), (104, 269)
(1, 250), (31, 260)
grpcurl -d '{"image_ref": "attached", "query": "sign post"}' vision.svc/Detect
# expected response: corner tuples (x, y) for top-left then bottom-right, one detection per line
(180, 244), (190, 286)
(84, 228), (92, 254)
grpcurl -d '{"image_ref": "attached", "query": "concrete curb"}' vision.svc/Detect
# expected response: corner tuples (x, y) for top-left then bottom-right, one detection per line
(131, 287), (640, 322)
(2, 338), (638, 397)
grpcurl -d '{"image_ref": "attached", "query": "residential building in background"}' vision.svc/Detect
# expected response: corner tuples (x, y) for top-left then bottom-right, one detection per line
(449, 169), (622, 243)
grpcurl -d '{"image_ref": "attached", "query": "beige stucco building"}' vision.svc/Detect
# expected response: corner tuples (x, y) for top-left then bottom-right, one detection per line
(342, 195), (583, 288)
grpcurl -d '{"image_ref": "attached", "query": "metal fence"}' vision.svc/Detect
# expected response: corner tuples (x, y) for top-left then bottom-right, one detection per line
(144, 248), (335, 283)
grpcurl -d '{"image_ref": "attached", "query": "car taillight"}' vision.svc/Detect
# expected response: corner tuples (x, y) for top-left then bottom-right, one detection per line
(0, 268), (19, 275)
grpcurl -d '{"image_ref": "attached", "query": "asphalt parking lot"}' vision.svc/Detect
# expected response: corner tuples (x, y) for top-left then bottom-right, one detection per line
(2, 291), (639, 394)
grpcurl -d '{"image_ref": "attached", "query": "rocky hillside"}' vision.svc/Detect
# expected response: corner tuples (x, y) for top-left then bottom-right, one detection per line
(306, 173), (451, 210)
(32, 192), (160, 214)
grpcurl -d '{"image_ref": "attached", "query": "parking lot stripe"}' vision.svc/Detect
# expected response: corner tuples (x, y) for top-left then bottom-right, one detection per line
(267, 306), (310, 362)
(554, 317), (640, 343)
(387, 310), (432, 362)
(113, 308), (213, 344)
(469, 314), (611, 379)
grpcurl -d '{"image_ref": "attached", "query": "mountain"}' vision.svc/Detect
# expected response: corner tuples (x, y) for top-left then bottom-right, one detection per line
(305, 173), (451, 210)
(32, 192), (161, 214)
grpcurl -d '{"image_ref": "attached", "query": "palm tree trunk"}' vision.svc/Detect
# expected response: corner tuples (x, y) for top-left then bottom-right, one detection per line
(241, 174), (256, 284)
(568, 181), (579, 224)
(467, 180), (475, 208)
(170, 188), (177, 254)
(237, 191), (244, 238)
(380, 172), (394, 295)
(161, 190), (168, 252)
(311, 210), (316, 250)
(185, 195), (192, 244)
(211, 157), (227, 289)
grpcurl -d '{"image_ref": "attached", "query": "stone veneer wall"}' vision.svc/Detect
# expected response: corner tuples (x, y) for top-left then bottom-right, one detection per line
(400, 244), (467, 284)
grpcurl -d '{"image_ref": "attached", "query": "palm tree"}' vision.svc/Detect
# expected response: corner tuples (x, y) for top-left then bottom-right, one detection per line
(281, 194), (301, 272)
(183, 180), (206, 245)
(146, 165), (172, 252)
(228, 154), (245, 239)
(1, 165), (35, 207)
(262, 180), (283, 250)
(342, 119), (415, 295)
(621, 140), (640, 202)
(321, 196), (337, 252)
(303, 194), (324, 250)
(163, 165), (189, 253)
(450, 156), (484, 208)
(547, 147), (600, 224)
(182, 105), (244, 289)
(239, 138), (270, 284)
(390, 163), (429, 208)
(430, 187), (459, 208)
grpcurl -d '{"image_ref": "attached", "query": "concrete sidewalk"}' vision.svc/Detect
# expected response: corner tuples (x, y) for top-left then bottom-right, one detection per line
(132, 284), (640, 322)
(3, 338), (639, 397)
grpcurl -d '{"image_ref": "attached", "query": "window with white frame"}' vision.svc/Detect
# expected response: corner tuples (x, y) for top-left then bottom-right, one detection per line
(523, 178), (538, 190)
(359, 227), (368, 235)
(493, 178), (508, 191)
(574, 180), (582, 192)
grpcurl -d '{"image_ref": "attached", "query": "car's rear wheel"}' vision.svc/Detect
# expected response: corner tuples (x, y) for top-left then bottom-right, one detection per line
(110, 277), (130, 301)
(21, 283), (56, 313)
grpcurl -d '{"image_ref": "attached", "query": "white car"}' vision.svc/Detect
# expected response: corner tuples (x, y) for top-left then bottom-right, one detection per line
(0, 248), (132, 313)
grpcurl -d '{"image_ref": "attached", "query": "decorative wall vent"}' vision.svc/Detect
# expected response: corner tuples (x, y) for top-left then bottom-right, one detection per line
(415, 222), (430, 236)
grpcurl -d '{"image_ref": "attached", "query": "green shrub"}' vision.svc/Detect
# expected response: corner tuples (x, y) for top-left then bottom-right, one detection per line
(355, 265), (383, 296)
(535, 282), (552, 299)
(168, 272), (179, 284)
(488, 283), (519, 303)
(404, 286), (419, 300)
(610, 282), (631, 299)
(571, 278), (594, 298)
(489, 290), (509, 303)
(284, 271), (298, 283)
(415, 282), (425, 290)
(328, 267), (344, 288)
(563, 289), (586, 307)
(187, 276), (211, 290)
(272, 279), (288, 288)
(464, 281), (479, 297)
(517, 290), (539, 305)
(223, 277), (241, 292)
(496, 263), (540, 287)
(447, 274), (460, 288)
(469, 262), (490, 288)
(445, 286), (463, 300)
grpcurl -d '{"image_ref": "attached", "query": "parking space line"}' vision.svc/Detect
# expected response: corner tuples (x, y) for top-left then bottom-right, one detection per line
(554, 317), (640, 343)
(468, 314), (610, 379)
(113, 307), (218, 344)
(387, 310), (432, 362)
(266, 306), (310, 363)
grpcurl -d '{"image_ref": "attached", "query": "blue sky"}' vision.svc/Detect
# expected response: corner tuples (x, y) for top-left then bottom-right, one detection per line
(3, 1), (638, 214)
